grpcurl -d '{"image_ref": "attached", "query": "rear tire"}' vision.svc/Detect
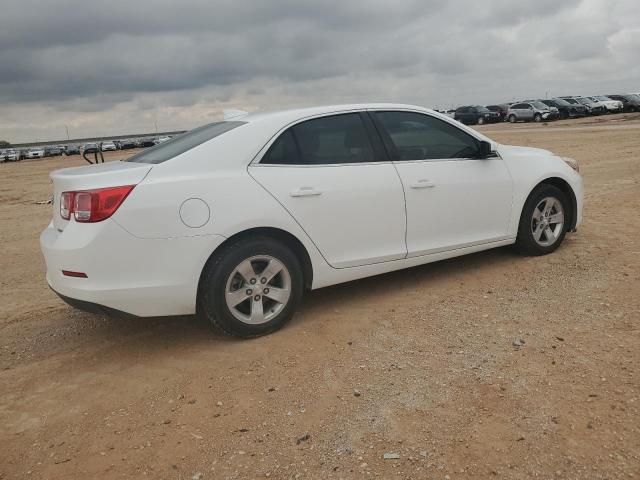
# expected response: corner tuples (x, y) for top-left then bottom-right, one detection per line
(477, 116), (485, 125)
(534, 113), (542, 122)
(514, 184), (569, 256)
(199, 237), (304, 338)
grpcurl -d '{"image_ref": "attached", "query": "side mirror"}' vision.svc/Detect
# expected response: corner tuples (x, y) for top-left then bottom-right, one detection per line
(478, 140), (493, 158)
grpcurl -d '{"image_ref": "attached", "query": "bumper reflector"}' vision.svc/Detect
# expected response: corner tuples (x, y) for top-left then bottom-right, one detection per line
(62, 270), (88, 278)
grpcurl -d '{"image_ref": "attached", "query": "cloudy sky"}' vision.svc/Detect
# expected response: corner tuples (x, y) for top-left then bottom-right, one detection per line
(2, 0), (639, 143)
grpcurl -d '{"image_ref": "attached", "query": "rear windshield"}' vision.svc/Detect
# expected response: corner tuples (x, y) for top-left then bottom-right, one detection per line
(126, 121), (246, 164)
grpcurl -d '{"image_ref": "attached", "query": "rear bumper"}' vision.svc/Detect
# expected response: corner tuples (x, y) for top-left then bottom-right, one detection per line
(40, 219), (226, 317)
(51, 288), (138, 319)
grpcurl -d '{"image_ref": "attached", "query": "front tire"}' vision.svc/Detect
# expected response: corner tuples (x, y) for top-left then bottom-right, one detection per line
(199, 237), (304, 337)
(477, 116), (485, 125)
(534, 113), (542, 122)
(514, 185), (569, 256)
(508, 114), (516, 123)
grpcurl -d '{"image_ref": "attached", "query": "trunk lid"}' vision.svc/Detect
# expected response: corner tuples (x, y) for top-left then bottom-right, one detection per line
(50, 160), (152, 230)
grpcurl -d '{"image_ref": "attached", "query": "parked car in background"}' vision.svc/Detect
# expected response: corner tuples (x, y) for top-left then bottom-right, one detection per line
(101, 141), (117, 151)
(83, 143), (100, 154)
(40, 103), (582, 337)
(65, 145), (80, 155)
(139, 138), (155, 148)
(25, 148), (45, 159)
(18, 149), (29, 160)
(507, 102), (555, 122)
(522, 101), (560, 120)
(540, 98), (587, 119)
(605, 94), (640, 112)
(485, 104), (509, 121)
(560, 97), (592, 115)
(590, 96), (623, 113)
(454, 105), (501, 125)
(154, 136), (172, 144)
(575, 97), (607, 115)
(119, 139), (137, 149)
(44, 146), (63, 157)
(1, 149), (19, 161)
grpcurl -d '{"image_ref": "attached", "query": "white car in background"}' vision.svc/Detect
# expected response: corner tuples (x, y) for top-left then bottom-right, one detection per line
(590, 96), (623, 113)
(41, 104), (583, 337)
(101, 141), (117, 151)
(2, 149), (19, 161)
(25, 148), (45, 159)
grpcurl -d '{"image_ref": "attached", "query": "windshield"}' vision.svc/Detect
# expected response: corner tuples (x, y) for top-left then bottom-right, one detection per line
(532, 102), (549, 109)
(126, 121), (246, 164)
(551, 98), (571, 106)
(474, 106), (490, 113)
(563, 98), (578, 105)
(576, 98), (591, 105)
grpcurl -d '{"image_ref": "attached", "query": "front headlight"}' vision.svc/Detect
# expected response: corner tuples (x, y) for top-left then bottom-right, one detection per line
(562, 156), (580, 173)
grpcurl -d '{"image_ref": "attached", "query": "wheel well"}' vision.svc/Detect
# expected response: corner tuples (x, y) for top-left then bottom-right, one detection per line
(535, 177), (577, 230)
(198, 227), (314, 295)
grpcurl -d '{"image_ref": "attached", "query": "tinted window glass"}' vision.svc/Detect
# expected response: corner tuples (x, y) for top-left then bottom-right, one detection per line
(374, 111), (479, 161)
(263, 113), (375, 165)
(126, 121), (245, 164)
(261, 130), (300, 165)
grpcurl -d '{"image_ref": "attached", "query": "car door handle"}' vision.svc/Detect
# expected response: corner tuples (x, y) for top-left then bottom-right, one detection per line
(409, 179), (436, 189)
(290, 187), (322, 197)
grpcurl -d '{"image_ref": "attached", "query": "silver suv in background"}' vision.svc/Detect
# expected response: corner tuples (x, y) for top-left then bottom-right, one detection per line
(507, 101), (555, 123)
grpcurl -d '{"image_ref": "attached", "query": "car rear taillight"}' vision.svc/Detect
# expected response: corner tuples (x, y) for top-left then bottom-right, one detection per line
(60, 191), (73, 220)
(59, 185), (135, 223)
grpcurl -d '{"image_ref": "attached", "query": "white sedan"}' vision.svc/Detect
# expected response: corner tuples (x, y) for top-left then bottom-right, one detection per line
(41, 104), (583, 337)
(26, 148), (45, 159)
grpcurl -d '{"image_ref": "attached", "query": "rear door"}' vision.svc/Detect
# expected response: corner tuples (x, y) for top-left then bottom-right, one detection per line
(249, 112), (407, 269)
(371, 110), (513, 256)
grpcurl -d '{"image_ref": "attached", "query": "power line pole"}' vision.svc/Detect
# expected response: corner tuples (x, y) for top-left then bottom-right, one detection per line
(65, 125), (70, 141)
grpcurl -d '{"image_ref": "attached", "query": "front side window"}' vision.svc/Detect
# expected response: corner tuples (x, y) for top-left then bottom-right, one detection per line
(261, 113), (376, 165)
(373, 111), (479, 161)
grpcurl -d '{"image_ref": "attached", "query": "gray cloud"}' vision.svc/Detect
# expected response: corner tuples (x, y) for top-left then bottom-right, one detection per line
(1, 0), (639, 142)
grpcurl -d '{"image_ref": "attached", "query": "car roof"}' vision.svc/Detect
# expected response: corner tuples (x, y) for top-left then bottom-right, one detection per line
(240, 103), (431, 126)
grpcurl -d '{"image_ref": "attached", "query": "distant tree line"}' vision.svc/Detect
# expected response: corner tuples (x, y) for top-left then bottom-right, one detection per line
(0, 140), (11, 148)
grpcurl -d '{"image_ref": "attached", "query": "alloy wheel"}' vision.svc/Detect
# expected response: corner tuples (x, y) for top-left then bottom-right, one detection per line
(531, 197), (565, 247)
(224, 255), (292, 325)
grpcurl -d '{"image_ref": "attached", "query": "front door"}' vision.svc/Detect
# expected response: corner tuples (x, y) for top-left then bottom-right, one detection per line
(371, 110), (513, 256)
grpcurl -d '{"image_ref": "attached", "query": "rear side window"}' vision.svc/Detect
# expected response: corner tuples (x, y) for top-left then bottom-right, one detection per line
(261, 113), (376, 165)
(373, 111), (479, 161)
(126, 121), (246, 164)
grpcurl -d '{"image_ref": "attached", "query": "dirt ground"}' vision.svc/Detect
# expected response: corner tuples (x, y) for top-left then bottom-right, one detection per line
(1, 114), (639, 480)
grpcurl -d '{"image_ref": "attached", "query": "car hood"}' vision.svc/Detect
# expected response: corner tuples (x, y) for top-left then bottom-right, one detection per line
(498, 144), (554, 158)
